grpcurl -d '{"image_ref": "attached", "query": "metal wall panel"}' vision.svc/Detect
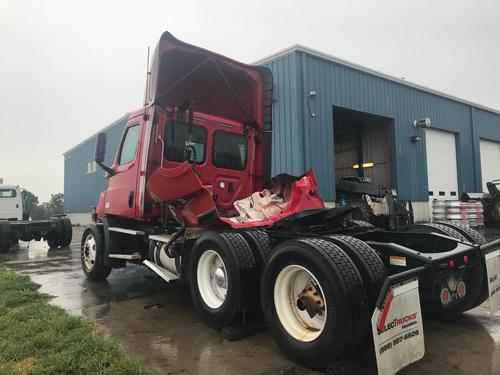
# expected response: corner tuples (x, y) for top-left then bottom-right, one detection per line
(263, 51), (498, 202)
(63, 115), (128, 213)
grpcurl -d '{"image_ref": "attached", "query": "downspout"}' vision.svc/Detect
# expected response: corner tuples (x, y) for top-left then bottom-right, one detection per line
(300, 52), (309, 173)
(470, 106), (481, 191)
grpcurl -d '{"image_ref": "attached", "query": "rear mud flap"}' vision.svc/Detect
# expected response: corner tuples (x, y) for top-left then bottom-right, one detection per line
(371, 267), (425, 375)
(481, 239), (500, 315)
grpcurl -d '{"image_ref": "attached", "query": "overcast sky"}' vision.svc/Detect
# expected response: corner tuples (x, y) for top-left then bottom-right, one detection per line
(0, 0), (498, 202)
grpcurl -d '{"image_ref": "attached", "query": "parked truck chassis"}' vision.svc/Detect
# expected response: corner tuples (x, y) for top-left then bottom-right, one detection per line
(80, 32), (500, 372)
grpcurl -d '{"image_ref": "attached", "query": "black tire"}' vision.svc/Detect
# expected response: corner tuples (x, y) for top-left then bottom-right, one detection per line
(347, 219), (374, 228)
(435, 221), (486, 245)
(81, 225), (111, 280)
(260, 238), (370, 369)
(240, 230), (273, 268)
(47, 217), (63, 248)
(436, 221), (489, 309)
(59, 217), (73, 247)
(0, 221), (10, 253)
(323, 235), (386, 306)
(412, 223), (482, 314)
(189, 231), (259, 329)
(410, 222), (468, 242)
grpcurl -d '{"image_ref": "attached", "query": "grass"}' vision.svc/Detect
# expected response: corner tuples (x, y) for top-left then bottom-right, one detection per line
(0, 267), (147, 375)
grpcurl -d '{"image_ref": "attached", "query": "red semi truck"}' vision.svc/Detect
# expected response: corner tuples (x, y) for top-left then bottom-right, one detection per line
(81, 32), (500, 371)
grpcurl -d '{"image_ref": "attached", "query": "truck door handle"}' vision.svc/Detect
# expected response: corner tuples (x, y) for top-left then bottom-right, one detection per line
(16, 204), (19, 208)
(128, 191), (134, 208)
(228, 182), (233, 193)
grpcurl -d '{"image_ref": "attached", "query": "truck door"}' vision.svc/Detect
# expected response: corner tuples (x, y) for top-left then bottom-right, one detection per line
(103, 122), (142, 218)
(211, 128), (253, 209)
(0, 188), (20, 220)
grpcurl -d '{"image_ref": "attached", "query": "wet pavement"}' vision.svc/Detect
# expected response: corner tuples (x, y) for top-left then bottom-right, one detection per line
(1, 226), (500, 374)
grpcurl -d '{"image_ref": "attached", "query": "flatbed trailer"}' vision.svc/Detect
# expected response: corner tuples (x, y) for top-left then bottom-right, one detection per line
(79, 32), (500, 373)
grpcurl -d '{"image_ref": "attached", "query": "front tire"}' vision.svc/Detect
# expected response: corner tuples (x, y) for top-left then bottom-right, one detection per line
(189, 231), (259, 329)
(81, 225), (111, 280)
(260, 238), (370, 369)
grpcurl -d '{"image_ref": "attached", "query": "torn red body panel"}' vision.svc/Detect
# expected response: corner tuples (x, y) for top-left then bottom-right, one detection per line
(146, 165), (324, 229)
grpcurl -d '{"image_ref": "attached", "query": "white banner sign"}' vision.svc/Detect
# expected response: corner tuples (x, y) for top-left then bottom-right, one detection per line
(371, 278), (425, 375)
(485, 249), (500, 316)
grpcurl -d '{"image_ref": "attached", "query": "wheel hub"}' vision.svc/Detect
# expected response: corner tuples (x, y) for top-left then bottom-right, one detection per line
(274, 264), (327, 342)
(214, 267), (226, 288)
(197, 250), (228, 309)
(297, 281), (325, 318)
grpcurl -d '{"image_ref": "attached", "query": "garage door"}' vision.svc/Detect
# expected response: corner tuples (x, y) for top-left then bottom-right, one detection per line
(426, 129), (458, 201)
(480, 139), (500, 192)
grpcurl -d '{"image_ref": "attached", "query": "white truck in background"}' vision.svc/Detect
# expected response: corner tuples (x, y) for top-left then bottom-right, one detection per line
(0, 178), (72, 253)
(0, 181), (25, 221)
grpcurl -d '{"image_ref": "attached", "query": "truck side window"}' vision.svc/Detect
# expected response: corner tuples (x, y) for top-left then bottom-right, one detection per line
(213, 131), (247, 170)
(165, 121), (207, 164)
(119, 125), (140, 165)
(0, 189), (16, 198)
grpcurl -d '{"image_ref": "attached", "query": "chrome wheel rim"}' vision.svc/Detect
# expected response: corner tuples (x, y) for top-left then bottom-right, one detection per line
(274, 265), (327, 342)
(197, 250), (228, 308)
(82, 233), (97, 272)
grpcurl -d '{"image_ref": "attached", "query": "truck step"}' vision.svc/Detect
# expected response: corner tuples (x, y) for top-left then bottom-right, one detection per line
(108, 253), (142, 260)
(108, 227), (145, 236)
(148, 234), (174, 243)
(143, 260), (179, 282)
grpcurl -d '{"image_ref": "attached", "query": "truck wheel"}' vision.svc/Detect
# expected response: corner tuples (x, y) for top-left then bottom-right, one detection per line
(260, 238), (369, 369)
(323, 235), (386, 306)
(435, 221), (486, 245)
(347, 219), (374, 228)
(189, 231), (259, 329)
(412, 223), (483, 314)
(240, 230), (273, 268)
(0, 221), (10, 253)
(435, 221), (489, 310)
(59, 217), (73, 247)
(81, 225), (111, 280)
(411, 222), (468, 242)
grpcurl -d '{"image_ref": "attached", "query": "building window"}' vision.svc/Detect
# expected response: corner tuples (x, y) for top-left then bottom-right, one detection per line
(212, 131), (247, 170)
(87, 160), (97, 174)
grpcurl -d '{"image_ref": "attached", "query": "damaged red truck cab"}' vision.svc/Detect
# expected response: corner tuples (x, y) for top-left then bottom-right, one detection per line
(96, 31), (323, 228)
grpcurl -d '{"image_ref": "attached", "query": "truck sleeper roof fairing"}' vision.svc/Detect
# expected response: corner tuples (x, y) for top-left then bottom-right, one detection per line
(146, 31), (271, 132)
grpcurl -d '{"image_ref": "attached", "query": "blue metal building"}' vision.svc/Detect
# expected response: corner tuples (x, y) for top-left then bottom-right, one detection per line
(63, 114), (128, 223)
(63, 45), (500, 224)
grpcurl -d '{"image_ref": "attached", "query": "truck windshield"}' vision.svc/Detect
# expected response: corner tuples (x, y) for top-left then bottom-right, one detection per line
(165, 121), (207, 164)
(0, 189), (16, 198)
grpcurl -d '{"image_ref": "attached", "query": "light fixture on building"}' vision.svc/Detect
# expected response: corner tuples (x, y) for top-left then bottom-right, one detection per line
(307, 90), (318, 118)
(411, 117), (431, 143)
(352, 162), (375, 169)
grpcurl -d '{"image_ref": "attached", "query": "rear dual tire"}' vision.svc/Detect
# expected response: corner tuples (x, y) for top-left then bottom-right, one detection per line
(189, 231), (260, 329)
(260, 238), (371, 369)
(411, 222), (487, 313)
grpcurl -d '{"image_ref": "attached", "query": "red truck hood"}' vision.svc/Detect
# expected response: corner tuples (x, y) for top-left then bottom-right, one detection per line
(147, 31), (265, 126)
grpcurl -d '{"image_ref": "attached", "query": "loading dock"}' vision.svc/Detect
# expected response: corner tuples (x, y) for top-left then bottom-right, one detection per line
(333, 106), (393, 190)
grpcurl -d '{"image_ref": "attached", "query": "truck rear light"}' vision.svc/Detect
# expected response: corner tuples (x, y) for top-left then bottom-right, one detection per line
(457, 281), (466, 299)
(440, 288), (450, 306)
(463, 255), (468, 264)
(448, 259), (455, 269)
